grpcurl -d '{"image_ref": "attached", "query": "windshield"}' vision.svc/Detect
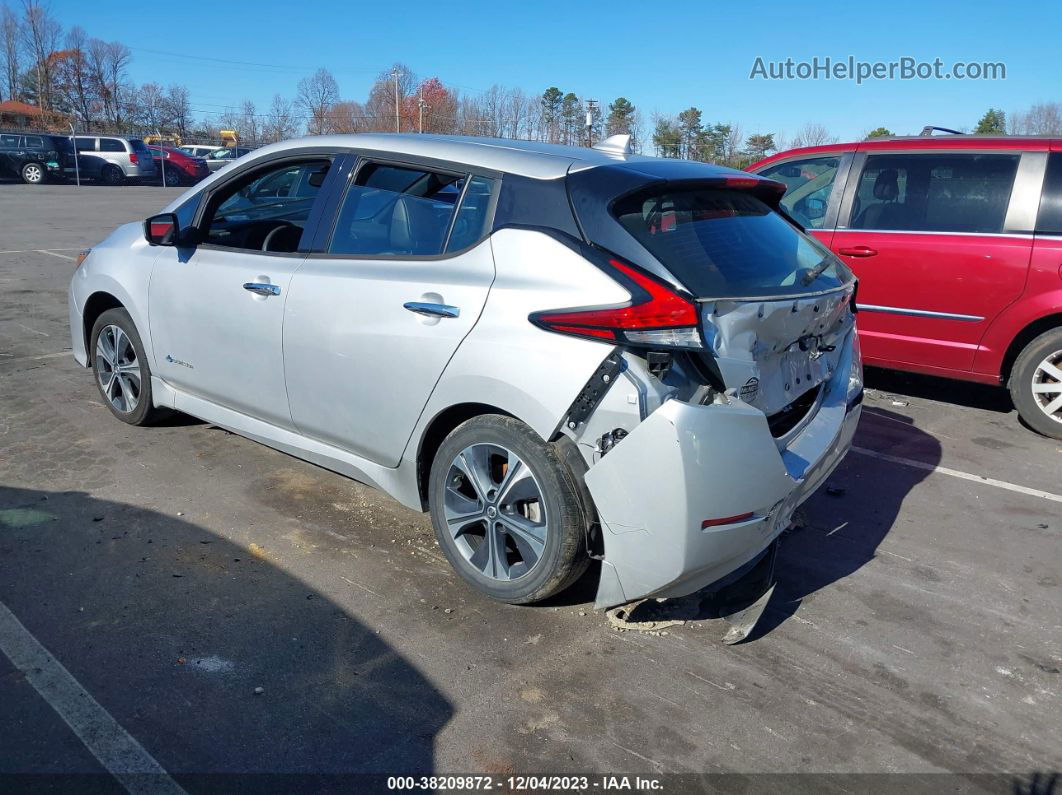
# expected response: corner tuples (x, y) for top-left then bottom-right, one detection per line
(612, 187), (853, 299)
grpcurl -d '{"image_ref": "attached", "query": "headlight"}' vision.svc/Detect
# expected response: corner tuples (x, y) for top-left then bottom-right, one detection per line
(847, 331), (864, 403)
(75, 249), (91, 269)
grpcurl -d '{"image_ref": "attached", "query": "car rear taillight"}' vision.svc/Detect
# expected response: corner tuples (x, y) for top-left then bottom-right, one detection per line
(129, 152), (138, 164)
(530, 259), (702, 349)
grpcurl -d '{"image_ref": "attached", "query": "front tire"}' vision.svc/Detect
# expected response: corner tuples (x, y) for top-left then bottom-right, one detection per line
(1009, 328), (1062, 440)
(90, 308), (165, 426)
(21, 162), (45, 184)
(428, 415), (590, 604)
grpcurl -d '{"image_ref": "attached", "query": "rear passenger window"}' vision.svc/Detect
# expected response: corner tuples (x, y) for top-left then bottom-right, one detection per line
(757, 157), (839, 229)
(850, 153), (1019, 233)
(329, 163), (463, 257)
(100, 138), (124, 152)
(1036, 153), (1062, 235)
(0, 134), (19, 147)
(446, 176), (496, 252)
(24, 136), (44, 148)
(75, 137), (95, 151)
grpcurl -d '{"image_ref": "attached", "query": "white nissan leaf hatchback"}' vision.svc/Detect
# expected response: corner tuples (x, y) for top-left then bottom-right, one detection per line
(69, 134), (863, 609)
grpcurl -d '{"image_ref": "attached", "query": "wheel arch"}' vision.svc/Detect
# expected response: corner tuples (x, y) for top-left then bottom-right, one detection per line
(82, 291), (126, 356)
(414, 402), (515, 507)
(1001, 312), (1062, 386)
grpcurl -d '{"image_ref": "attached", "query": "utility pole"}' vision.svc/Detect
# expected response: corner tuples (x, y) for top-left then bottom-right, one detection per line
(584, 99), (598, 147)
(418, 93), (427, 134)
(391, 67), (401, 133)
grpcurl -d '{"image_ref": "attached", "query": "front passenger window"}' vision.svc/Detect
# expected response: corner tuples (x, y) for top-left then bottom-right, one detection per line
(202, 159), (331, 253)
(758, 157), (839, 229)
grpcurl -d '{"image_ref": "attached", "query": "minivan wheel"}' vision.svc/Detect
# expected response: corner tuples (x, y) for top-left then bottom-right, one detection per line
(101, 164), (123, 185)
(90, 308), (165, 426)
(21, 162), (45, 184)
(428, 415), (590, 604)
(1009, 328), (1062, 440)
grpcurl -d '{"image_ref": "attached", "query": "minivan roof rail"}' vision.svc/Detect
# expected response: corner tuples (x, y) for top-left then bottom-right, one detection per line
(919, 126), (965, 136)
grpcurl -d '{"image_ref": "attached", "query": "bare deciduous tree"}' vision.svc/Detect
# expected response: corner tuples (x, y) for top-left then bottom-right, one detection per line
(789, 122), (837, 149)
(296, 67), (339, 135)
(1010, 102), (1062, 135)
(263, 92), (299, 141)
(1, 4), (20, 101)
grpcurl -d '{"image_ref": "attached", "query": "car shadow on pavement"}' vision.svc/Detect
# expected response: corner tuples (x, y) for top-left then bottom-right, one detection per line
(0, 484), (452, 789)
(749, 407), (941, 640)
(865, 366), (1013, 413)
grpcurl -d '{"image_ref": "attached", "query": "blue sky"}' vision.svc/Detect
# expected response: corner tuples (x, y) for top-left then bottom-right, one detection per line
(44, 0), (1060, 142)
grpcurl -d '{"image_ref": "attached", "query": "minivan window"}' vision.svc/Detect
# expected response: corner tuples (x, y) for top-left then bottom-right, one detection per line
(24, 136), (44, 149)
(100, 138), (125, 153)
(1036, 153), (1062, 236)
(850, 153), (1019, 233)
(75, 137), (95, 151)
(1, 134), (20, 147)
(328, 163), (463, 257)
(612, 187), (853, 299)
(757, 156), (839, 229)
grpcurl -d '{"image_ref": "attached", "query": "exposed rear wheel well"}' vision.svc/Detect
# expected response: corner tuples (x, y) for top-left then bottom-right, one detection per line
(82, 292), (125, 357)
(416, 403), (513, 506)
(1001, 314), (1062, 385)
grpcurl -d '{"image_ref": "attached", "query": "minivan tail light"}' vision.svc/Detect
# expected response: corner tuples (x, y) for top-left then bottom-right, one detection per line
(129, 152), (138, 164)
(530, 259), (702, 349)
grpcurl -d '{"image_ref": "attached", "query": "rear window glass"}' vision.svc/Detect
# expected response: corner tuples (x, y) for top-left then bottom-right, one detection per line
(129, 139), (150, 152)
(612, 188), (853, 298)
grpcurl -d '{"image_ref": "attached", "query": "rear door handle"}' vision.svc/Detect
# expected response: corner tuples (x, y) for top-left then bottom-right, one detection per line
(837, 246), (878, 258)
(243, 282), (280, 296)
(403, 301), (460, 319)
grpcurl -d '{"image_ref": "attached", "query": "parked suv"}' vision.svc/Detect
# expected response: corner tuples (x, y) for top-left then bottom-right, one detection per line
(0, 131), (77, 183)
(751, 136), (1062, 439)
(69, 134), (861, 609)
(75, 136), (157, 184)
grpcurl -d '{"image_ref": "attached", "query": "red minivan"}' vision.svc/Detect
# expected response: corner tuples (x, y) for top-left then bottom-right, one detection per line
(750, 135), (1062, 438)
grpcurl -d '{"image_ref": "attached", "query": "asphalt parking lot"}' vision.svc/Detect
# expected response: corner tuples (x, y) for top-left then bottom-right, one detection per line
(0, 182), (1060, 789)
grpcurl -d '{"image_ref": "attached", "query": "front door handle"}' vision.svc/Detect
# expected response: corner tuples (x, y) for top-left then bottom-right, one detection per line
(837, 246), (878, 258)
(243, 282), (281, 296)
(403, 301), (460, 319)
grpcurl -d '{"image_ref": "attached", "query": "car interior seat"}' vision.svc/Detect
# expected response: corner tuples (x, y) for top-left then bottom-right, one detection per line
(855, 169), (906, 229)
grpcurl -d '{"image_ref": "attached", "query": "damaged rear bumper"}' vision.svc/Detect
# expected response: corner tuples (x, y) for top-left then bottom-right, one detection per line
(585, 334), (861, 609)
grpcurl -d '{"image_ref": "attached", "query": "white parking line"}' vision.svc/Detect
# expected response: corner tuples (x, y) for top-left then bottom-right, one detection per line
(0, 248), (81, 255)
(851, 445), (1062, 504)
(35, 249), (76, 260)
(0, 601), (186, 794)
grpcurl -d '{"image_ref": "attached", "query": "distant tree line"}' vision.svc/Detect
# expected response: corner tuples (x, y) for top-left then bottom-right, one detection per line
(2, 2), (1060, 154)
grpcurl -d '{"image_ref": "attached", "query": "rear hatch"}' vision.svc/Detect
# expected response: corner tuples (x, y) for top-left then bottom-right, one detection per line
(568, 162), (856, 418)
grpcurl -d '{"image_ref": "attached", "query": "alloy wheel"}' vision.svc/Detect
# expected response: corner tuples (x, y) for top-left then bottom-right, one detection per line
(443, 443), (548, 581)
(1031, 349), (1062, 425)
(95, 324), (141, 414)
(23, 163), (43, 183)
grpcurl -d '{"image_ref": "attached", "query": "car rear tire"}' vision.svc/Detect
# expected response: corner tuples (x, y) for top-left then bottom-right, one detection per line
(428, 415), (590, 604)
(1009, 328), (1062, 440)
(162, 168), (181, 187)
(101, 164), (123, 186)
(21, 162), (45, 184)
(90, 308), (166, 426)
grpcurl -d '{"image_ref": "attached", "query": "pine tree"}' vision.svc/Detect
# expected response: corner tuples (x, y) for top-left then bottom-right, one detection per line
(541, 87), (563, 143)
(974, 109), (1006, 135)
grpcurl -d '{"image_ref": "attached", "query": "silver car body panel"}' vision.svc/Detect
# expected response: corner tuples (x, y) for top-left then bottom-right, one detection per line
(71, 133), (861, 607)
(585, 326), (861, 608)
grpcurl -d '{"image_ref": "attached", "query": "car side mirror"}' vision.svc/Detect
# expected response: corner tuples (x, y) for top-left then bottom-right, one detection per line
(805, 197), (827, 220)
(144, 212), (180, 246)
